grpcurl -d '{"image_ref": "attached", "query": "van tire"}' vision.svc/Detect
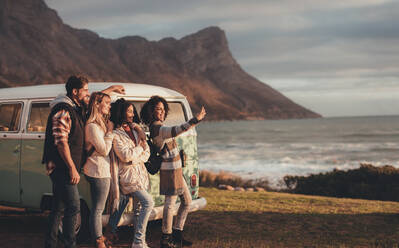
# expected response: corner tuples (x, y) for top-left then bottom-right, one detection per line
(58, 199), (90, 244)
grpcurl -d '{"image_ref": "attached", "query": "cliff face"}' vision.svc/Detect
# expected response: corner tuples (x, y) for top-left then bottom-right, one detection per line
(0, 0), (321, 120)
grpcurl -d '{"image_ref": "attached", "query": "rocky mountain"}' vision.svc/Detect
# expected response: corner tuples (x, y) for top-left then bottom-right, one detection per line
(0, 0), (321, 120)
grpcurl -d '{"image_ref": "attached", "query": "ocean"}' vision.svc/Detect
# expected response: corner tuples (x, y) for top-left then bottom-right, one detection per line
(196, 116), (399, 187)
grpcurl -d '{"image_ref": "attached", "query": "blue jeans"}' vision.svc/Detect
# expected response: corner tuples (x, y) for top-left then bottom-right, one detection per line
(86, 176), (110, 240)
(108, 190), (154, 244)
(45, 171), (80, 248)
(108, 193), (130, 233)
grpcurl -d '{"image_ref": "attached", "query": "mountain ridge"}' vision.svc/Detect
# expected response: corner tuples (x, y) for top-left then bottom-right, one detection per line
(0, 0), (321, 120)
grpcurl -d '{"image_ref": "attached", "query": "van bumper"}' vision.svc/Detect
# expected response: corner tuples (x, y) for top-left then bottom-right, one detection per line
(102, 197), (207, 226)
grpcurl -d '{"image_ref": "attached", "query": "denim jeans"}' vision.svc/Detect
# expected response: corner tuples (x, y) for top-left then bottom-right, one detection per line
(86, 176), (110, 240)
(131, 190), (154, 244)
(162, 181), (192, 234)
(45, 171), (80, 248)
(108, 193), (130, 233)
(108, 190), (154, 244)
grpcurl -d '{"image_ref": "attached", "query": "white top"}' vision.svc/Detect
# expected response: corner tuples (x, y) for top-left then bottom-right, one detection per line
(83, 123), (114, 178)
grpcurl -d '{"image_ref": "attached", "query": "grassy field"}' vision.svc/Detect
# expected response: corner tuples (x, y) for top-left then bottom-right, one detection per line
(2, 188), (399, 247)
(169, 187), (399, 248)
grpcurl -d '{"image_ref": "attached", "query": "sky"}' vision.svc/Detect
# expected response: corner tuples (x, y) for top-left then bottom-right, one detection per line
(44, 0), (399, 117)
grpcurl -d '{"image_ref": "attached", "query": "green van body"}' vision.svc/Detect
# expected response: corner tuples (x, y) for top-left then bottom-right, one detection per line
(0, 83), (205, 229)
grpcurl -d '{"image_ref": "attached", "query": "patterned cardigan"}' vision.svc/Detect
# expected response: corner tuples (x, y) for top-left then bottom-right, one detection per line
(150, 117), (199, 195)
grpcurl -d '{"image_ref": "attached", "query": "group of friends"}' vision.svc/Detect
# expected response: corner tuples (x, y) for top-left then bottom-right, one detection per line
(42, 75), (206, 248)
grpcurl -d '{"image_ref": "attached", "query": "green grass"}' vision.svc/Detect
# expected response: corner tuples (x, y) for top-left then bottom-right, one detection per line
(178, 188), (399, 248)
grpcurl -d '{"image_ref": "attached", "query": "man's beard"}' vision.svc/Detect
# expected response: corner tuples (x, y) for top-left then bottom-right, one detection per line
(76, 98), (88, 116)
(81, 100), (88, 110)
(82, 95), (90, 108)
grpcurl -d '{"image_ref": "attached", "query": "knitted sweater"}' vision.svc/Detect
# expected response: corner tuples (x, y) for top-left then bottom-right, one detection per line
(150, 117), (199, 195)
(83, 123), (114, 178)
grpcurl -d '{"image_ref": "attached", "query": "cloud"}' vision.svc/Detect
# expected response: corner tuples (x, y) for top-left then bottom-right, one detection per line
(44, 0), (399, 116)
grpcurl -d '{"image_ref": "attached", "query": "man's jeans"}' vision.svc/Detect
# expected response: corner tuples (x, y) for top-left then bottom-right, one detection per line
(108, 190), (154, 244)
(45, 171), (80, 248)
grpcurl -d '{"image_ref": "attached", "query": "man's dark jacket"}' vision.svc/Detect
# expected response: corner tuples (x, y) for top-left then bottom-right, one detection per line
(42, 95), (85, 176)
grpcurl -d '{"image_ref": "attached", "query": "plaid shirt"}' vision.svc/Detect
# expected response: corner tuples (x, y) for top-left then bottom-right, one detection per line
(52, 109), (71, 145)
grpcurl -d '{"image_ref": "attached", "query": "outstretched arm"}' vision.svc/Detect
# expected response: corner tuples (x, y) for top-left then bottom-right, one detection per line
(154, 106), (207, 139)
(102, 85), (126, 95)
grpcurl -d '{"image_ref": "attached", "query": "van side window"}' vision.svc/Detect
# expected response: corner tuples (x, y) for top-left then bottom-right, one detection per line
(0, 103), (23, 132)
(163, 102), (187, 126)
(28, 102), (50, 133)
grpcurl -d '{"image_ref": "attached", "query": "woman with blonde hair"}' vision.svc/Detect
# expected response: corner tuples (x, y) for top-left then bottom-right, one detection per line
(83, 92), (114, 248)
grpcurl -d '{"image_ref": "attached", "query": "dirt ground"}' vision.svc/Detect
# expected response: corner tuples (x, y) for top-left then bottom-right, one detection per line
(0, 205), (163, 248)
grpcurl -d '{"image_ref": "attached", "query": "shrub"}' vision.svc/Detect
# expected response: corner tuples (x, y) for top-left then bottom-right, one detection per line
(283, 163), (399, 201)
(199, 170), (270, 190)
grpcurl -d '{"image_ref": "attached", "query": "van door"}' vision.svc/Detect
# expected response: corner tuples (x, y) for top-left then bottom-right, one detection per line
(20, 101), (52, 208)
(0, 102), (23, 204)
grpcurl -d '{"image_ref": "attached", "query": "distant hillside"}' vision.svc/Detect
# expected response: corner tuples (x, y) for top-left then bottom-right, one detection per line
(0, 0), (321, 120)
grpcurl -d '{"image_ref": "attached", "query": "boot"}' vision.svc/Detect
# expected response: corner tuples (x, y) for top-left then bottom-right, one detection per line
(104, 225), (118, 244)
(172, 229), (192, 247)
(95, 236), (108, 248)
(102, 235), (114, 248)
(160, 233), (177, 248)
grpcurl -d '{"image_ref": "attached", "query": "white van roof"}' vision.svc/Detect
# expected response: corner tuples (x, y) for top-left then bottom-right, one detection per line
(0, 82), (185, 100)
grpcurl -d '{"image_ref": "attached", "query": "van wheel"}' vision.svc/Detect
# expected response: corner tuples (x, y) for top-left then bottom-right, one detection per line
(58, 199), (90, 243)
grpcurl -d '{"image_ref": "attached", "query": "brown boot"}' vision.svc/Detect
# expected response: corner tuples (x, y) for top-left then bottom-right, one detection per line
(95, 236), (110, 248)
(104, 226), (118, 245)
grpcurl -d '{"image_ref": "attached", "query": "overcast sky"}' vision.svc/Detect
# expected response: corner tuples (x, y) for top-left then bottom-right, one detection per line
(45, 0), (399, 117)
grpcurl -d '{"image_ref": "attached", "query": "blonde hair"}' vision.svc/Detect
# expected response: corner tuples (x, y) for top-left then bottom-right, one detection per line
(86, 92), (110, 133)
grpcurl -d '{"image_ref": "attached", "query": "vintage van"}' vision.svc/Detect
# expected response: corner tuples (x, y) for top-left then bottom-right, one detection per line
(0, 82), (206, 238)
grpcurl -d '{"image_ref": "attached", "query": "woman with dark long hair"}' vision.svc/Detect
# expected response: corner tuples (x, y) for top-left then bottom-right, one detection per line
(83, 92), (114, 248)
(140, 96), (206, 248)
(106, 98), (153, 248)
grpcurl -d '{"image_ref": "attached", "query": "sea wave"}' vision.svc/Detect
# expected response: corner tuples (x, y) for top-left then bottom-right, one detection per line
(196, 116), (399, 188)
(198, 141), (399, 187)
(199, 158), (399, 187)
